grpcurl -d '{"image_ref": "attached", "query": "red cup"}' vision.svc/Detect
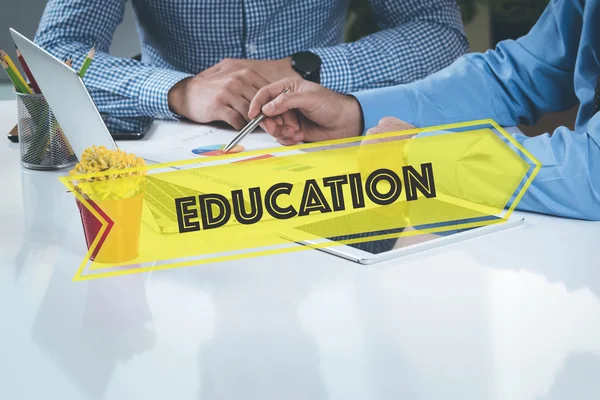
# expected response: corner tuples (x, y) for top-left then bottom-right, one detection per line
(76, 194), (143, 263)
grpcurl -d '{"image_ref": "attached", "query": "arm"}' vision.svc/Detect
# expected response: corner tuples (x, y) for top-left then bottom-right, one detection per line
(353, 0), (579, 129)
(34, 0), (192, 131)
(354, 0), (599, 220)
(309, 0), (469, 93)
(499, 118), (600, 220)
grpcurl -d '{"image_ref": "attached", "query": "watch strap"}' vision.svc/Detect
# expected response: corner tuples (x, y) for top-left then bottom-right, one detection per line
(291, 51), (321, 84)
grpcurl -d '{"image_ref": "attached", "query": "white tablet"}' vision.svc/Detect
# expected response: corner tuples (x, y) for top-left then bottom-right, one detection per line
(285, 209), (524, 265)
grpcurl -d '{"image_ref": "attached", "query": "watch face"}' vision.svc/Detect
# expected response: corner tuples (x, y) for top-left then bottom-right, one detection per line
(292, 51), (321, 83)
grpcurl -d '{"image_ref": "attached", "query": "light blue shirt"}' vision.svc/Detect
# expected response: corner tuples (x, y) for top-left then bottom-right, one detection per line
(354, 0), (600, 221)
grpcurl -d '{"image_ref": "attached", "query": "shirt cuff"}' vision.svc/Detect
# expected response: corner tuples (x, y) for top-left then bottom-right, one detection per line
(138, 69), (193, 120)
(309, 46), (353, 93)
(352, 86), (418, 135)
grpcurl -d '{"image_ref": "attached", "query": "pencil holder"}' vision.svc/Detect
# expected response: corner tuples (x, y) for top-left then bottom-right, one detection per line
(16, 91), (77, 170)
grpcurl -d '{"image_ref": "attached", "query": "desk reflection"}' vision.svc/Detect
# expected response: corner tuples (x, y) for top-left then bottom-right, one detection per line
(31, 261), (155, 400)
(467, 217), (600, 299)
(354, 234), (600, 400)
(12, 168), (76, 278)
(168, 257), (332, 400)
(20, 168), (73, 242)
(539, 353), (600, 400)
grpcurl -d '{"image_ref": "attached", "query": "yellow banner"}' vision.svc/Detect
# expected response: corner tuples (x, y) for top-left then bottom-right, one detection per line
(60, 120), (540, 281)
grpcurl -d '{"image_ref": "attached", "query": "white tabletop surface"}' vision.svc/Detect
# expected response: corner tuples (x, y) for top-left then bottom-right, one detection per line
(0, 99), (599, 400)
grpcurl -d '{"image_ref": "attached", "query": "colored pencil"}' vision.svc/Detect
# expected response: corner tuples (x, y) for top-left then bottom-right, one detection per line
(15, 47), (41, 94)
(0, 54), (31, 94)
(0, 55), (16, 90)
(65, 56), (73, 67)
(0, 49), (31, 94)
(7, 124), (18, 143)
(78, 45), (96, 78)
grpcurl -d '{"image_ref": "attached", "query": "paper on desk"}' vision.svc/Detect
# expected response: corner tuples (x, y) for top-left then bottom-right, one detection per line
(124, 122), (280, 165)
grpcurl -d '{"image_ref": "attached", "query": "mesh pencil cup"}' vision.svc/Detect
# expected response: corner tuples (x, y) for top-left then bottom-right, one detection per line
(16, 91), (77, 170)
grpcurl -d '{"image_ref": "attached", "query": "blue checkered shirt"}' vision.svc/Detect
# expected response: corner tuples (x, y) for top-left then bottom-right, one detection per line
(34, 0), (468, 132)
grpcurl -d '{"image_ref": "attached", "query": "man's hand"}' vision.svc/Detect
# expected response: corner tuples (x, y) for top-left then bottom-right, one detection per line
(168, 68), (270, 130)
(248, 78), (364, 145)
(199, 58), (300, 84)
(366, 117), (416, 136)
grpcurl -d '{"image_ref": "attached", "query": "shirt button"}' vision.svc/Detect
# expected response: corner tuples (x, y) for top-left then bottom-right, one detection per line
(246, 43), (257, 54)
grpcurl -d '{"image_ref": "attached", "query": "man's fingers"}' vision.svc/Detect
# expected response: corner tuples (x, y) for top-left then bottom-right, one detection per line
(271, 125), (297, 139)
(261, 118), (278, 134)
(291, 131), (305, 143)
(264, 123), (305, 145)
(239, 84), (260, 104)
(379, 117), (402, 125)
(277, 137), (300, 146)
(199, 62), (230, 78)
(218, 69), (268, 103)
(200, 58), (241, 78)
(263, 113), (297, 132)
(262, 91), (313, 117)
(199, 65), (220, 77)
(226, 95), (251, 124)
(234, 69), (270, 98)
(249, 78), (301, 119)
(281, 110), (300, 131)
(366, 124), (403, 136)
(276, 130), (305, 146)
(364, 118), (418, 145)
(367, 117), (416, 135)
(366, 127), (383, 135)
(267, 125), (304, 143)
(218, 107), (246, 130)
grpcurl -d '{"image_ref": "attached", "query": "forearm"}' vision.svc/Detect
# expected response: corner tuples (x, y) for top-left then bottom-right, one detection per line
(34, 0), (192, 122)
(309, 0), (468, 93)
(35, 38), (192, 120)
(403, 119), (600, 221)
(501, 120), (600, 220)
(354, 38), (578, 131)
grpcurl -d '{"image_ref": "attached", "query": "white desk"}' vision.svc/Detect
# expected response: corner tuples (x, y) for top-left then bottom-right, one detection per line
(1, 99), (599, 400)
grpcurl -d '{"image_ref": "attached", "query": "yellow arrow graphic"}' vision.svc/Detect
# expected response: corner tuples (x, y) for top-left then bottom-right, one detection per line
(60, 119), (540, 281)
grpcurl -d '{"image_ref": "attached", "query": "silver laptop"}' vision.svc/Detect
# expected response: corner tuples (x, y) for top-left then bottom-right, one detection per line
(9, 28), (206, 233)
(10, 28), (119, 159)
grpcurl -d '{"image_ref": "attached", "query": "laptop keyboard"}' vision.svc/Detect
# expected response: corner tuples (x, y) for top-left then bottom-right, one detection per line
(144, 176), (200, 231)
(143, 175), (253, 233)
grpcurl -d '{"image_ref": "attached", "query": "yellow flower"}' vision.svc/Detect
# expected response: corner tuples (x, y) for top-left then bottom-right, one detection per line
(70, 145), (147, 201)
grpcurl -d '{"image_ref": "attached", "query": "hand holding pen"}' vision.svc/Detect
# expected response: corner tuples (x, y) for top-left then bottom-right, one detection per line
(246, 78), (364, 147)
(223, 88), (290, 152)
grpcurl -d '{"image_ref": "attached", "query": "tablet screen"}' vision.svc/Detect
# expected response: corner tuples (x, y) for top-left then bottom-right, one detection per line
(294, 210), (502, 255)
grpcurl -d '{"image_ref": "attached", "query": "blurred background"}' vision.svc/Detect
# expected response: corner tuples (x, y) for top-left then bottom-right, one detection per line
(0, 0), (575, 136)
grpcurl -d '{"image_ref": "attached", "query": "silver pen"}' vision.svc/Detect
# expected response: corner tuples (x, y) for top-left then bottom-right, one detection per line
(223, 88), (290, 153)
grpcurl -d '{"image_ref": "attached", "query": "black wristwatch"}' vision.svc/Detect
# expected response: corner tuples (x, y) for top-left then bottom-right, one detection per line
(291, 51), (321, 84)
